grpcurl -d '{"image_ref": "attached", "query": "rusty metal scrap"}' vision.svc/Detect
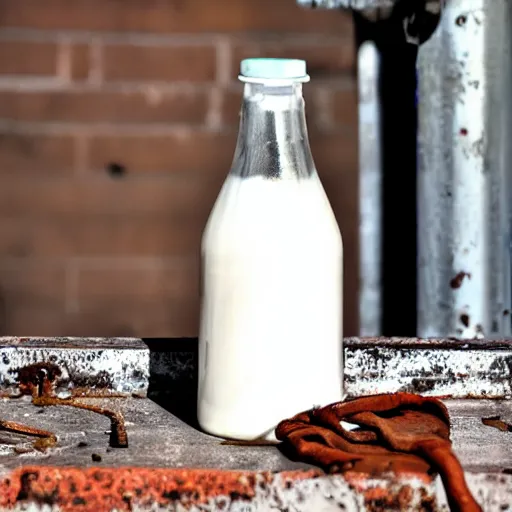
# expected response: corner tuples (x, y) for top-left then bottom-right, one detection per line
(482, 416), (512, 433)
(33, 396), (128, 448)
(276, 392), (481, 512)
(1, 355), (129, 453)
(0, 418), (57, 453)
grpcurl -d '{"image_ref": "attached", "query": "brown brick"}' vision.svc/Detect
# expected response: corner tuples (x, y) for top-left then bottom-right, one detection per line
(66, 298), (199, 338)
(0, 176), (223, 218)
(103, 44), (216, 83)
(0, 261), (65, 305)
(71, 43), (91, 80)
(77, 258), (199, 302)
(3, 306), (67, 337)
(330, 84), (358, 129)
(0, 40), (57, 76)
(0, 217), (207, 258)
(0, 133), (75, 174)
(309, 130), (359, 335)
(88, 131), (236, 173)
(0, 89), (209, 124)
(0, 261), (65, 334)
(0, 0), (352, 34)
(220, 88), (242, 128)
(231, 37), (355, 82)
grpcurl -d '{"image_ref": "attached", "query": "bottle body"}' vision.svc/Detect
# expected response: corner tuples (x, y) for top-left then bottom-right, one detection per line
(198, 72), (343, 441)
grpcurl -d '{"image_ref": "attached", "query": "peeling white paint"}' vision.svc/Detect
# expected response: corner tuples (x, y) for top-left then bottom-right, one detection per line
(0, 338), (149, 397)
(345, 346), (512, 398)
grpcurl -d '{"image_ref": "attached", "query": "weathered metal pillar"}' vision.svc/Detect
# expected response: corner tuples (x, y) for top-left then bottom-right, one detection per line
(358, 41), (382, 336)
(417, 0), (512, 338)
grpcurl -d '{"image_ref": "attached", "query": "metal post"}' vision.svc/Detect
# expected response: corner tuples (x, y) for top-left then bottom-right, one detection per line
(417, 0), (512, 338)
(358, 41), (383, 336)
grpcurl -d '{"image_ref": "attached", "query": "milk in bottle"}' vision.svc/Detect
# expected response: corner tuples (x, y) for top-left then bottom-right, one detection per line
(198, 58), (344, 441)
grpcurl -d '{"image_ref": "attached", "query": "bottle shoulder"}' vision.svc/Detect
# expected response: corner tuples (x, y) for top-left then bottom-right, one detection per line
(202, 174), (343, 254)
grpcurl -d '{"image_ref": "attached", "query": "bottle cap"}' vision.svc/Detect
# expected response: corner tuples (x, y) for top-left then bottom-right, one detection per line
(239, 58), (309, 83)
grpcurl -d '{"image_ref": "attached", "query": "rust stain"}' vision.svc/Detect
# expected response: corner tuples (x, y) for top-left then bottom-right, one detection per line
(344, 473), (435, 510)
(460, 314), (470, 328)
(0, 467), (318, 512)
(16, 362), (62, 398)
(450, 272), (471, 289)
(0, 361), (127, 399)
(455, 14), (467, 26)
(345, 471), (432, 488)
(482, 416), (512, 433)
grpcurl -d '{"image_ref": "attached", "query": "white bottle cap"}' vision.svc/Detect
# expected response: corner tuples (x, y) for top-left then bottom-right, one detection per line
(239, 58), (310, 84)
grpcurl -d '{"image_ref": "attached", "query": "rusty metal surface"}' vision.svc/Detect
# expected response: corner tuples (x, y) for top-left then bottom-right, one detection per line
(0, 397), (307, 471)
(1, 468), (511, 511)
(0, 398), (512, 509)
(0, 337), (149, 398)
(0, 397), (510, 473)
(417, 0), (512, 339)
(0, 467), (441, 512)
(1, 337), (512, 509)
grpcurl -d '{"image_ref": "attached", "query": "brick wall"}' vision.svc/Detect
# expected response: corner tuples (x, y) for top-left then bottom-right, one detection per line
(0, 0), (359, 337)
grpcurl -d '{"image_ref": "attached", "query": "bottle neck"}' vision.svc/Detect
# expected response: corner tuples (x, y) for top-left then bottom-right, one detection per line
(230, 82), (315, 180)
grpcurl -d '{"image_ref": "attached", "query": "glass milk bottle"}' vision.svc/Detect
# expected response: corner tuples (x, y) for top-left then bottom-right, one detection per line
(198, 58), (343, 441)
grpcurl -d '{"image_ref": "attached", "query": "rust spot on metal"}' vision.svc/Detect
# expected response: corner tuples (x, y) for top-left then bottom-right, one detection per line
(460, 314), (470, 327)
(455, 14), (467, 26)
(344, 472), (436, 511)
(16, 362), (62, 398)
(460, 127), (468, 136)
(450, 271), (471, 289)
(482, 416), (512, 433)
(0, 467), (318, 511)
(362, 486), (419, 512)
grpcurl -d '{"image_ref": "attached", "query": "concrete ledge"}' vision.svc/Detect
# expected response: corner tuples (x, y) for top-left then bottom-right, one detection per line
(0, 397), (511, 510)
(0, 337), (149, 398)
(345, 337), (512, 398)
(2, 336), (512, 400)
(144, 337), (512, 400)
